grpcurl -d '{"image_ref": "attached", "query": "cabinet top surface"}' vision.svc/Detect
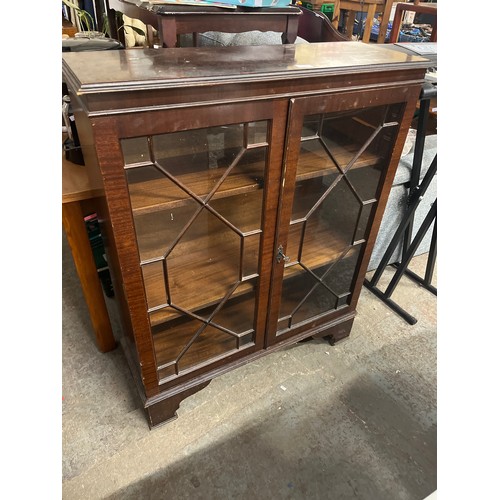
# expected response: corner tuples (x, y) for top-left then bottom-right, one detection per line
(62, 42), (429, 94)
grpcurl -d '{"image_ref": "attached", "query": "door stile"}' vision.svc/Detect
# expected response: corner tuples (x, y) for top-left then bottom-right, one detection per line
(253, 99), (290, 350)
(265, 98), (305, 346)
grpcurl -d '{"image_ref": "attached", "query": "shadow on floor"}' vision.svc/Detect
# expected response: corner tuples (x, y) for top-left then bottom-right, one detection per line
(104, 371), (436, 500)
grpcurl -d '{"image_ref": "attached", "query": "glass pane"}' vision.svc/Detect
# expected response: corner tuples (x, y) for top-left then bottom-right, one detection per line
(292, 168), (340, 221)
(277, 317), (290, 332)
(133, 197), (200, 261)
(285, 222), (304, 264)
(301, 114), (321, 137)
(291, 278), (338, 326)
(122, 136), (149, 165)
(121, 121), (269, 376)
(317, 176), (361, 250)
(278, 265), (312, 322)
(127, 164), (188, 213)
(324, 246), (362, 298)
(167, 208), (241, 313)
(321, 109), (387, 171)
(237, 332), (255, 348)
(153, 316), (206, 369)
(209, 147), (266, 231)
(178, 324), (238, 372)
(141, 261), (168, 309)
(345, 162), (383, 202)
(245, 121), (269, 145)
(242, 233), (261, 278)
(211, 278), (258, 335)
(355, 203), (376, 243)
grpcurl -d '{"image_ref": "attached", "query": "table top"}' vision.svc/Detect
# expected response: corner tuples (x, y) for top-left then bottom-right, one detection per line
(109, 0), (301, 15)
(62, 42), (430, 94)
(62, 148), (101, 204)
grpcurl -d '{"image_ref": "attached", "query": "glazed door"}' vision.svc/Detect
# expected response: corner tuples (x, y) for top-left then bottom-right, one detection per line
(115, 101), (287, 387)
(267, 89), (410, 345)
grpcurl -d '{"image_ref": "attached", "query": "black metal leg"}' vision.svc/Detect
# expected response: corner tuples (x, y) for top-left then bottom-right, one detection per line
(363, 281), (419, 325)
(403, 98), (431, 255)
(369, 155), (437, 288)
(364, 167), (437, 324)
(393, 210), (437, 296)
(385, 200), (437, 297)
(424, 218), (437, 285)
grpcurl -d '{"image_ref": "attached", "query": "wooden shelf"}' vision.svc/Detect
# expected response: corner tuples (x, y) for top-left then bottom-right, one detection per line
(126, 136), (382, 218)
(143, 226), (260, 326)
(297, 138), (382, 182)
(152, 215), (359, 376)
(136, 137), (375, 326)
(127, 147), (266, 215)
(153, 294), (256, 379)
(134, 189), (264, 262)
(144, 209), (349, 327)
(146, 254), (249, 322)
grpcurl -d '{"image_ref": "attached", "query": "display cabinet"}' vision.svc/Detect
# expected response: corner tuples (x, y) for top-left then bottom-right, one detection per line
(62, 42), (428, 428)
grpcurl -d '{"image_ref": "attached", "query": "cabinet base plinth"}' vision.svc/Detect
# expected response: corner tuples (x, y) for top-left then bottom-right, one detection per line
(324, 317), (355, 345)
(145, 380), (211, 429)
(308, 315), (355, 345)
(145, 315), (356, 428)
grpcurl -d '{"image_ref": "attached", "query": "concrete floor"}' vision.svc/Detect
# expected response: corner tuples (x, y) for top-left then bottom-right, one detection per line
(62, 233), (437, 499)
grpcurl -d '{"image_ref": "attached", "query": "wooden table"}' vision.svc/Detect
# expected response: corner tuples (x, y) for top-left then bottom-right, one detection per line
(106, 0), (302, 48)
(62, 150), (116, 353)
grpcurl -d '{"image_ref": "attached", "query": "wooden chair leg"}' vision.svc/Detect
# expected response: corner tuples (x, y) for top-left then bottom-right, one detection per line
(345, 10), (355, 39)
(362, 3), (377, 43)
(332, 2), (341, 29)
(377, 0), (395, 43)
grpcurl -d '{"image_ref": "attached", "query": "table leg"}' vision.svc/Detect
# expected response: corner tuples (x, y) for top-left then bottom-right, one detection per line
(282, 16), (299, 44)
(159, 18), (179, 47)
(62, 201), (116, 353)
(146, 25), (155, 47)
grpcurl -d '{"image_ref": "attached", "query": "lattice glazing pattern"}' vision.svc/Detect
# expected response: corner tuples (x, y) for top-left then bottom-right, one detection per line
(277, 105), (400, 332)
(121, 122), (268, 380)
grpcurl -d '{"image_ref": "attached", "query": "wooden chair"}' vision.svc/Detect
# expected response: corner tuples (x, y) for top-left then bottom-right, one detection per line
(332, 0), (395, 43)
(389, 1), (437, 43)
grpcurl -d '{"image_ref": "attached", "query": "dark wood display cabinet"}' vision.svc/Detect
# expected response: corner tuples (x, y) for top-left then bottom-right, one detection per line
(62, 42), (429, 428)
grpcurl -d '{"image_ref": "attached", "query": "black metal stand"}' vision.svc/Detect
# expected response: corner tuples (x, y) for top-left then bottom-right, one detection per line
(364, 83), (437, 325)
